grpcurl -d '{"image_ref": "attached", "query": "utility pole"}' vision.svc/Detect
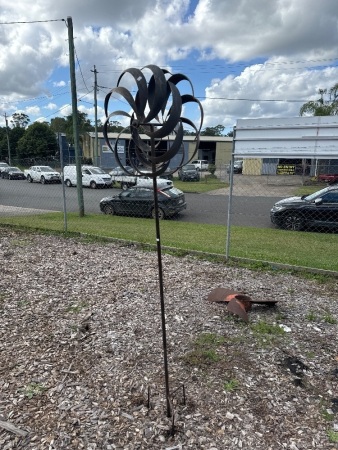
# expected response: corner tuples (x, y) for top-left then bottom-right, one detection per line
(4, 113), (11, 165)
(67, 16), (84, 217)
(91, 65), (99, 166)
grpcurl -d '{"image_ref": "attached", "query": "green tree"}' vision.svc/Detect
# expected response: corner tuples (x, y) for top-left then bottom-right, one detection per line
(200, 124), (225, 136)
(65, 111), (93, 145)
(50, 117), (67, 133)
(101, 120), (124, 133)
(300, 84), (338, 116)
(10, 112), (30, 128)
(17, 122), (58, 159)
(0, 127), (8, 160)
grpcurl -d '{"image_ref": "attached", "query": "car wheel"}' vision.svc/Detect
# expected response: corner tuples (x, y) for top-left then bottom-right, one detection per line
(41, 176), (46, 184)
(103, 204), (115, 215)
(27, 175), (33, 183)
(152, 207), (165, 220)
(90, 181), (97, 189)
(283, 213), (303, 231)
(121, 182), (128, 190)
(8, 175), (11, 180)
(65, 179), (72, 187)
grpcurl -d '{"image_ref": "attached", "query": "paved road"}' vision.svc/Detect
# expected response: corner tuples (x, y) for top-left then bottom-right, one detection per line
(0, 178), (294, 228)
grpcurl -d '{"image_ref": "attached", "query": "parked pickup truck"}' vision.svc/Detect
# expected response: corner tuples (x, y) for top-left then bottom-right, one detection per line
(24, 166), (61, 184)
(110, 171), (173, 190)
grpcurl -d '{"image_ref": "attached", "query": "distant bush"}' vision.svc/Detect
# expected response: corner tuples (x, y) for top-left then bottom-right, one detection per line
(208, 163), (216, 175)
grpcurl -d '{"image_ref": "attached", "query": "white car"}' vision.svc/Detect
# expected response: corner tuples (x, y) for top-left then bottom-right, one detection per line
(24, 166), (61, 184)
(191, 160), (209, 171)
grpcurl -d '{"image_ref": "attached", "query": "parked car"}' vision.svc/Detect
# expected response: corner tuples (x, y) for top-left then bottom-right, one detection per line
(100, 186), (186, 220)
(270, 185), (338, 231)
(191, 160), (209, 171)
(1, 166), (26, 180)
(109, 166), (134, 177)
(227, 160), (243, 174)
(178, 164), (200, 181)
(318, 173), (338, 184)
(0, 162), (9, 174)
(24, 166), (61, 184)
(63, 165), (112, 188)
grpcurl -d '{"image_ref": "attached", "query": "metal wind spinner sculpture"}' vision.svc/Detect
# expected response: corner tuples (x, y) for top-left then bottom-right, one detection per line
(103, 65), (203, 417)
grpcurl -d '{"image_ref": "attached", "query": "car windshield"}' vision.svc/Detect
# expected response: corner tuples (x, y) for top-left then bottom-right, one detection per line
(89, 167), (106, 174)
(9, 167), (20, 172)
(40, 166), (54, 172)
(161, 187), (183, 196)
(184, 165), (196, 170)
(304, 187), (331, 201)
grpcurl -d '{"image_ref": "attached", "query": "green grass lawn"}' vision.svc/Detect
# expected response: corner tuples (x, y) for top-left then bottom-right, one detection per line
(1, 212), (337, 273)
(172, 176), (228, 193)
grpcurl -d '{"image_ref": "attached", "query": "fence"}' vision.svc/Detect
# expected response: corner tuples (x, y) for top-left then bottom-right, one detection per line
(0, 158), (337, 273)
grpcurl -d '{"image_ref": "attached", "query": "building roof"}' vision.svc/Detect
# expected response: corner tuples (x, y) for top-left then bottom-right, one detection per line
(88, 132), (232, 143)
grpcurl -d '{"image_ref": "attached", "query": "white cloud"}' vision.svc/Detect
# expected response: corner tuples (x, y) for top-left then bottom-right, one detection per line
(53, 81), (66, 87)
(0, 0), (337, 130)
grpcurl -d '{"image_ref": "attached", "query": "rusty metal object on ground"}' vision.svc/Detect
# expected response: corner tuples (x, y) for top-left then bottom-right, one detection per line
(207, 287), (278, 322)
(227, 298), (250, 322)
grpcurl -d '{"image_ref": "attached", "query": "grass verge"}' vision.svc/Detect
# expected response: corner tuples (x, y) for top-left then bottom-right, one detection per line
(0, 212), (337, 273)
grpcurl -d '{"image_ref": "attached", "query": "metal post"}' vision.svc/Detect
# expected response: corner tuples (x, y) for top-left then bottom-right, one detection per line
(91, 65), (99, 166)
(4, 113), (11, 165)
(58, 133), (68, 232)
(67, 16), (84, 216)
(225, 127), (236, 260)
(151, 135), (171, 418)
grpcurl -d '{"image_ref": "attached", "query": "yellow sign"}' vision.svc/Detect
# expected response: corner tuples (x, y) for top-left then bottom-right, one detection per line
(277, 165), (295, 175)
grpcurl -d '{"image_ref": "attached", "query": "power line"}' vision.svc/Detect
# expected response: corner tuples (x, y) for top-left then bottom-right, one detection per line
(74, 47), (89, 92)
(0, 19), (64, 24)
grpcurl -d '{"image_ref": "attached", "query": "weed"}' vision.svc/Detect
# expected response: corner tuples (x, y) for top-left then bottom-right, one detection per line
(183, 333), (225, 367)
(10, 238), (31, 247)
(18, 300), (29, 308)
(251, 320), (286, 336)
(322, 409), (334, 422)
(66, 302), (88, 313)
(327, 429), (338, 443)
(22, 382), (47, 399)
(275, 311), (288, 321)
(305, 311), (317, 321)
(323, 313), (337, 324)
(195, 333), (225, 347)
(224, 378), (239, 392)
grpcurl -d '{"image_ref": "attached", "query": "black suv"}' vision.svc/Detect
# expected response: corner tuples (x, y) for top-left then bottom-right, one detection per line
(178, 164), (200, 181)
(270, 185), (338, 231)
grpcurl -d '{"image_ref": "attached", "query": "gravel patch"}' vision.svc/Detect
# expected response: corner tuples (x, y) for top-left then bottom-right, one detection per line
(1, 227), (338, 449)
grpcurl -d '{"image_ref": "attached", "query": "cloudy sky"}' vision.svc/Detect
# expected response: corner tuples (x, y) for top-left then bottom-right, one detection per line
(1, 0), (338, 132)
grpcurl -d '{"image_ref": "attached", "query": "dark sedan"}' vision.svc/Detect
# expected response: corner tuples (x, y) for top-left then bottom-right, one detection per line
(100, 186), (186, 220)
(1, 166), (26, 180)
(178, 164), (200, 181)
(270, 185), (338, 231)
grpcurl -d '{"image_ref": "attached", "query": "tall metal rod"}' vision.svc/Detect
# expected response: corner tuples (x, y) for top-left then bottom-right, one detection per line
(67, 16), (84, 217)
(225, 126), (236, 260)
(150, 134), (171, 418)
(91, 65), (99, 166)
(4, 113), (11, 165)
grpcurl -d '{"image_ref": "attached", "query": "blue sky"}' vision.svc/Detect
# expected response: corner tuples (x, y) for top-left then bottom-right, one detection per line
(1, 0), (338, 133)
